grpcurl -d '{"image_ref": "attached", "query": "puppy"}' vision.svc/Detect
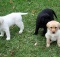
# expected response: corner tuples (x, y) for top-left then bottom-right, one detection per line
(45, 21), (60, 47)
(0, 12), (28, 40)
(34, 8), (57, 36)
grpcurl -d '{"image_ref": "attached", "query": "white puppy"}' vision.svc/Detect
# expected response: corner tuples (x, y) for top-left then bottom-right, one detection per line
(0, 12), (28, 40)
(45, 21), (60, 47)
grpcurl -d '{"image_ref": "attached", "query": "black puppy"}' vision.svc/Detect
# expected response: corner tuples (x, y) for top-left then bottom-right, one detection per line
(34, 8), (57, 36)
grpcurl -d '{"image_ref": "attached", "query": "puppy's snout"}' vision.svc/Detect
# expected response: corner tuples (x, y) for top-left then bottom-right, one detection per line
(50, 27), (56, 34)
(51, 28), (57, 34)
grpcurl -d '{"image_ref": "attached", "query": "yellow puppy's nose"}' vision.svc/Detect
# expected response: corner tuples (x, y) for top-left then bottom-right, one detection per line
(52, 32), (55, 34)
(52, 28), (56, 34)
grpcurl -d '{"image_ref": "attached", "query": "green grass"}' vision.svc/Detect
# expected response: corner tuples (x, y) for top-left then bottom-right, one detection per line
(0, 0), (60, 57)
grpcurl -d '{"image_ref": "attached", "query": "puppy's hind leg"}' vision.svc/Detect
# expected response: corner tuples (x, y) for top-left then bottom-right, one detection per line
(42, 27), (47, 36)
(16, 21), (24, 34)
(0, 31), (4, 36)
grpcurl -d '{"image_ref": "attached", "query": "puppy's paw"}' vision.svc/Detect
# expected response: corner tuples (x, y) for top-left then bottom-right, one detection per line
(58, 44), (60, 47)
(46, 44), (50, 47)
(41, 34), (45, 36)
(19, 31), (23, 34)
(0, 35), (3, 36)
(6, 37), (10, 40)
(34, 33), (38, 35)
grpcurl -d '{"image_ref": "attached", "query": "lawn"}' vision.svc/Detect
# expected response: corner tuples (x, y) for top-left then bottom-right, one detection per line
(0, 0), (60, 57)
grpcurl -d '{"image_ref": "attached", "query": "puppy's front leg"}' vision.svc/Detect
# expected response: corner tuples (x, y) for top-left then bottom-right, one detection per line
(34, 26), (39, 35)
(46, 38), (50, 47)
(5, 28), (10, 40)
(57, 38), (60, 47)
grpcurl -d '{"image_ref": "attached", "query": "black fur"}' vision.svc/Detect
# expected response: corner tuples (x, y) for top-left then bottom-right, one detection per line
(34, 8), (57, 36)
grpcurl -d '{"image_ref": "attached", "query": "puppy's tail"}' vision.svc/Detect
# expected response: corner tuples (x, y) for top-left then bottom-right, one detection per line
(19, 12), (28, 15)
(52, 10), (57, 19)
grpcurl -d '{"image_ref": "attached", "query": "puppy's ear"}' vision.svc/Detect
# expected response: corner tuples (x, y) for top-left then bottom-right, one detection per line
(58, 23), (60, 28)
(46, 22), (50, 28)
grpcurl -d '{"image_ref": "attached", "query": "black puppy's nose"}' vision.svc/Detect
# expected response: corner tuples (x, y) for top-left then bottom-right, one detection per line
(52, 32), (55, 34)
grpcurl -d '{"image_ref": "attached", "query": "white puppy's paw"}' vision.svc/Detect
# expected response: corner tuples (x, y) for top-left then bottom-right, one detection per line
(6, 37), (10, 40)
(46, 44), (50, 47)
(19, 30), (23, 34)
(0, 35), (3, 36)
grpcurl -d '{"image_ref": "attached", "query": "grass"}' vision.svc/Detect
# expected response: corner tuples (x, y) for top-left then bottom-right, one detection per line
(0, 0), (60, 57)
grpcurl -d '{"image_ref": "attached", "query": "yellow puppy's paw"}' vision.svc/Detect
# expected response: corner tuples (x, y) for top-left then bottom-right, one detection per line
(58, 44), (60, 47)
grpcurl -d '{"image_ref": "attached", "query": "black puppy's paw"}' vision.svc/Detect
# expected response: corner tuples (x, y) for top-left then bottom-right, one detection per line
(41, 34), (45, 36)
(34, 33), (38, 35)
(42, 32), (46, 36)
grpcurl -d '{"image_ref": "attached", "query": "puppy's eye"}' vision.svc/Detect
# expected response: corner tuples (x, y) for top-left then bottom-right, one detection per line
(50, 27), (52, 28)
(55, 27), (57, 29)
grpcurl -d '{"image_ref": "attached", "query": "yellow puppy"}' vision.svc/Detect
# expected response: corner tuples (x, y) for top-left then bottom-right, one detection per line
(45, 20), (60, 47)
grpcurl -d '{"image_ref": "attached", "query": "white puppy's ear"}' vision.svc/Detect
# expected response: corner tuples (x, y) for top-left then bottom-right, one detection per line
(0, 19), (4, 25)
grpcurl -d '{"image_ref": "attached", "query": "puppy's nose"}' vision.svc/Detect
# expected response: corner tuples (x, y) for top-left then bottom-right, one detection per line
(52, 32), (55, 34)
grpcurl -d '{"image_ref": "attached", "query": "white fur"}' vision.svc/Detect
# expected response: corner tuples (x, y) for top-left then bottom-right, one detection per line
(45, 29), (60, 41)
(0, 12), (28, 40)
(45, 29), (60, 47)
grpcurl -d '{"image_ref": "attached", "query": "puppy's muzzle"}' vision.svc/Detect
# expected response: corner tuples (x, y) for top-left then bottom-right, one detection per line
(51, 28), (56, 34)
